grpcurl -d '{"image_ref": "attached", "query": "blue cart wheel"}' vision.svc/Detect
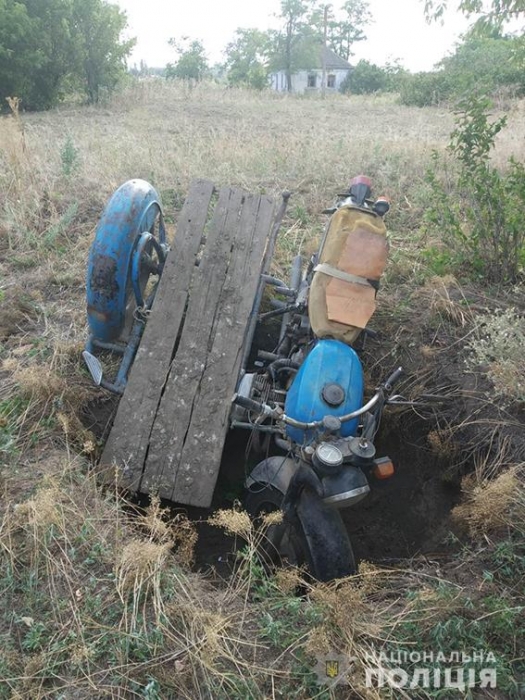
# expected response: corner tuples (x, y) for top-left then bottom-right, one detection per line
(86, 179), (167, 344)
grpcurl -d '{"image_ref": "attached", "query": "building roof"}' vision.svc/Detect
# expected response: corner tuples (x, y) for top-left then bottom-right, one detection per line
(270, 44), (352, 75)
(317, 46), (351, 71)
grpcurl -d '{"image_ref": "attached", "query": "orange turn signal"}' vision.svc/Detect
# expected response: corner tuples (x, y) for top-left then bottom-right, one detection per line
(373, 457), (395, 480)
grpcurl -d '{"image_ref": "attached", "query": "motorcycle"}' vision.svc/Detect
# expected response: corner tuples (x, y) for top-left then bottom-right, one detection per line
(82, 173), (406, 582)
(231, 175), (403, 581)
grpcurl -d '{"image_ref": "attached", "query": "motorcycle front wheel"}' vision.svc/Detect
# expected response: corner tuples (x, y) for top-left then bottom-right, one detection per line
(245, 484), (356, 582)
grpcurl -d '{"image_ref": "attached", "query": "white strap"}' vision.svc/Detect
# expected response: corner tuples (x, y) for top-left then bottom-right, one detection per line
(314, 262), (372, 288)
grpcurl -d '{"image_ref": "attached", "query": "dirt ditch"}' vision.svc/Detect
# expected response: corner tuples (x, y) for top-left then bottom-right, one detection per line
(81, 396), (464, 577)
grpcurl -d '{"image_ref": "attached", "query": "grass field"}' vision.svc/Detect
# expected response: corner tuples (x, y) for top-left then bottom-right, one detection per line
(1, 82), (524, 698)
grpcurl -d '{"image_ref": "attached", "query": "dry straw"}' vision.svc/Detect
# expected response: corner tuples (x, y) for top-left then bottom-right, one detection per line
(453, 465), (525, 535)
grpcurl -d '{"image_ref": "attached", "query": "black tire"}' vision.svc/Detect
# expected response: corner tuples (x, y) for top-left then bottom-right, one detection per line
(245, 484), (356, 581)
(296, 486), (357, 581)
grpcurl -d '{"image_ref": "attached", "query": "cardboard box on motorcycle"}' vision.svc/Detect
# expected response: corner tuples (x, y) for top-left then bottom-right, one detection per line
(309, 205), (388, 343)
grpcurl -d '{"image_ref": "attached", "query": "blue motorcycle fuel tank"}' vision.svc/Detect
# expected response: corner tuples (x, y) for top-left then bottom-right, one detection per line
(285, 339), (364, 444)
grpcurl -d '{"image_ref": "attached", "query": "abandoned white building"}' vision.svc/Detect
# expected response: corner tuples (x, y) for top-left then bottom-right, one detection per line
(270, 46), (351, 94)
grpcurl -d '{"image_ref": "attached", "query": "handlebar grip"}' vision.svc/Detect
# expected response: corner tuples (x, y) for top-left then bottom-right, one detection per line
(384, 367), (403, 391)
(232, 393), (265, 414)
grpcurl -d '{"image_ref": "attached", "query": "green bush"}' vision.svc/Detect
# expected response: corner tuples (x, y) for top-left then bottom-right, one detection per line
(424, 96), (525, 284)
(341, 59), (405, 95)
(60, 136), (81, 179)
(399, 34), (525, 107)
(440, 33), (525, 100)
(398, 71), (450, 107)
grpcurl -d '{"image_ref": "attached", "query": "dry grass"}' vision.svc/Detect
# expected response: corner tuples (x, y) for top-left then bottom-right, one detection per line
(1, 466), (524, 697)
(0, 470), (272, 698)
(422, 275), (475, 328)
(1, 82), (458, 262)
(453, 465), (525, 535)
(208, 508), (253, 539)
(0, 476), (401, 698)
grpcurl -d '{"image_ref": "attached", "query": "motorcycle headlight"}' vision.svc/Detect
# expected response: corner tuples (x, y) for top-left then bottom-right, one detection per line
(313, 442), (343, 474)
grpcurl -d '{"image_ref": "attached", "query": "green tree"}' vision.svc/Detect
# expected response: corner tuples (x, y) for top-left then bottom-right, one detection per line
(24, 0), (76, 108)
(439, 32), (525, 96)
(71, 0), (135, 104)
(0, 0), (33, 105)
(0, 0), (133, 110)
(325, 0), (371, 60)
(0, 0), (75, 110)
(424, 0), (525, 22)
(224, 28), (271, 89)
(398, 32), (525, 106)
(272, 0), (318, 92)
(166, 38), (209, 82)
(424, 0), (525, 84)
(341, 59), (406, 93)
(269, 0), (371, 92)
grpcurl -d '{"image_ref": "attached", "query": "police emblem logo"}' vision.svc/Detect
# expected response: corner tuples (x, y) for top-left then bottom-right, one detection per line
(326, 660), (340, 678)
(314, 653), (355, 686)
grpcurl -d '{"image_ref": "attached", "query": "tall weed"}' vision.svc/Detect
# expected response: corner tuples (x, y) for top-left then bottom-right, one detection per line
(425, 96), (525, 283)
(468, 307), (525, 404)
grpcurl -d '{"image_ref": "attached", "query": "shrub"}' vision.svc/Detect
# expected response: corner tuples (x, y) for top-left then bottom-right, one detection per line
(341, 59), (406, 95)
(60, 136), (81, 178)
(468, 308), (525, 404)
(424, 96), (525, 283)
(398, 71), (450, 106)
(398, 34), (525, 107)
(439, 34), (525, 101)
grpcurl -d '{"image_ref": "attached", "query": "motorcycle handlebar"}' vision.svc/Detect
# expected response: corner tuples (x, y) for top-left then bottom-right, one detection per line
(232, 366), (403, 431)
(232, 394), (272, 415)
(232, 389), (381, 431)
(383, 366), (403, 392)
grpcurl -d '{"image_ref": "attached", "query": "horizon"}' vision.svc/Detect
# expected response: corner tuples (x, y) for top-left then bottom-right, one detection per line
(116, 0), (473, 73)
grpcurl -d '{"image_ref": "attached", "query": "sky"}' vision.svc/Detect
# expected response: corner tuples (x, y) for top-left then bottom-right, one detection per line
(115, 0), (473, 72)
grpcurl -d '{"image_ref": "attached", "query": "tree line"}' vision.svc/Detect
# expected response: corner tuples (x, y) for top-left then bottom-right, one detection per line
(0, 0), (133, 110)
(166, 0), (371, 91)
(164, 0), (525, 104)
(3, 0), (524, 111)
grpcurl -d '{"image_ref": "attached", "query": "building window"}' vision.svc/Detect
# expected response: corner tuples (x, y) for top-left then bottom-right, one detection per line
(327, 74), (336, 88)
(307, 73), (317, 88)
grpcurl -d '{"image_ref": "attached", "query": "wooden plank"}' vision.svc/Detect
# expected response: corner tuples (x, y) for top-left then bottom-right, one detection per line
(171, 194), (276, 507)
(99, 179), (215, 489)
(141, 186), (245, 496)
